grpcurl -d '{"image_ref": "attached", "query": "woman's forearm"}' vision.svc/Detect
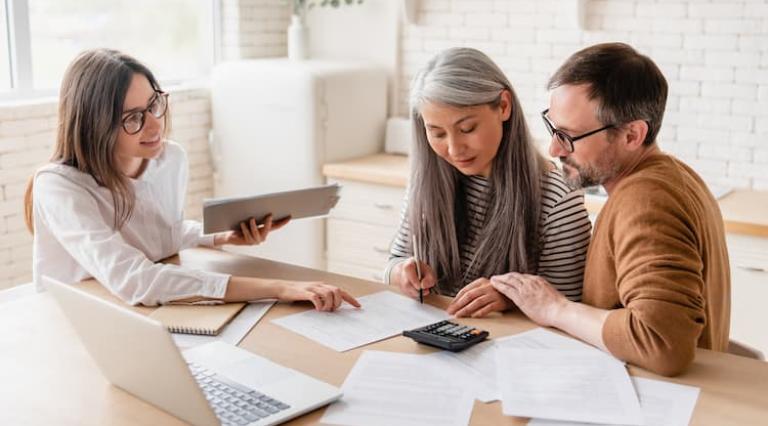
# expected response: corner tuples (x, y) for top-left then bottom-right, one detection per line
(222, 276), (284, 302)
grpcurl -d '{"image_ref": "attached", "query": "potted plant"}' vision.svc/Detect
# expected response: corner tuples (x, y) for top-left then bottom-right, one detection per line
(287, 0), (364, 60)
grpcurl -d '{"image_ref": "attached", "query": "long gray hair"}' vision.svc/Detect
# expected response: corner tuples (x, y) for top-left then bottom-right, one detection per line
(409, 47), (547, 294)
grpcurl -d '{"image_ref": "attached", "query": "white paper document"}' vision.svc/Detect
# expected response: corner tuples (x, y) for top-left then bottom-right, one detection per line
(422, 328), (612, 404)
(271, 291), (450, 352)
(497, 348), (643, 425)
(321, 351), (474, 426)
(528, 377), (700, 426)
(424, 339), (499, 403)
(495, 327), (606, 354)
(173, 301), (274, 349)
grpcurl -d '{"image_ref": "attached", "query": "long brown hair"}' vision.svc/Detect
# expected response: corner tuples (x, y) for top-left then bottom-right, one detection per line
(409, 47), (547, 294)
(24, 49), (167, 233)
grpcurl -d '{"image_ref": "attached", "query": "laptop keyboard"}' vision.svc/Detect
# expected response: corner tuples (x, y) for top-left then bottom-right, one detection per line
(188, 362), (291, 426)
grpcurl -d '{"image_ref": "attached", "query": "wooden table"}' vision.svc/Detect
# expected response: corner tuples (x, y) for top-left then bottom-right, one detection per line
(1, 248), (767, 425)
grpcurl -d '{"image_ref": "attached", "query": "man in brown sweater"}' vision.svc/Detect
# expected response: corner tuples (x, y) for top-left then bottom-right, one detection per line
(491, 43), (730, 376)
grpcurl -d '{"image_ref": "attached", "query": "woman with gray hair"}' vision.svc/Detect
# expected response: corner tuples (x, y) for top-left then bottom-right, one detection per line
(385, 47), (591, 318)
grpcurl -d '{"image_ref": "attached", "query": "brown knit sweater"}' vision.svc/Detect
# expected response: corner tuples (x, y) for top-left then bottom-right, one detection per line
(583, 152), (730, 376)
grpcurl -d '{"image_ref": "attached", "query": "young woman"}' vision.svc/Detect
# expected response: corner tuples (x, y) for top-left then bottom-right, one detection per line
(25, 48), (359, 310)
(386, 47), (591, 317)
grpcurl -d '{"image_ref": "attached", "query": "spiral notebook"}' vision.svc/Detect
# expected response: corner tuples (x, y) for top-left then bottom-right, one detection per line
(71, 277), (246, 336)
(149, 302), (246, 336)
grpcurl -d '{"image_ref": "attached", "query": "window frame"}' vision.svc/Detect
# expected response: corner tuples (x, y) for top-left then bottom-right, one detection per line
(0, 0), (220, 101)
(4, 0), (33, 93)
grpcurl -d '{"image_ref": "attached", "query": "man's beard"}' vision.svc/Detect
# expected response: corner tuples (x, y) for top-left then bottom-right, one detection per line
(559, 156), (617, 189)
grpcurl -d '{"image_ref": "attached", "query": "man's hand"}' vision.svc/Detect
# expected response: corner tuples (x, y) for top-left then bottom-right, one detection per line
(490, 272), (568, 327)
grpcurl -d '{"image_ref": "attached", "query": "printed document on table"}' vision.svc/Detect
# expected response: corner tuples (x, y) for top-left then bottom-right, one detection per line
(528, 377), (700, 426)
(424, 339), (499, 403)
(496, 348), (643, 425)
(321, 351), (474, 426)
(272, 291), (449, 352)
(173, 301), (274, 349)
(430, 328), (614, 403)
(495, 327), (607, 355)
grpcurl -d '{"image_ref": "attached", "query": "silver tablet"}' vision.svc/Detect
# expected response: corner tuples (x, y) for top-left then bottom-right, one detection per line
(202, 183), (341, 234)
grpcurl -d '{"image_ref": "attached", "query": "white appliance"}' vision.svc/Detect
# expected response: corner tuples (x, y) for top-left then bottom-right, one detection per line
(210, 59), (387, 269)
(384, 117), (412, 155)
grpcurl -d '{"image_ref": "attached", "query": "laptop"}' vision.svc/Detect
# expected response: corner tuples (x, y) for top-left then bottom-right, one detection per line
(43, 276), (342, 426)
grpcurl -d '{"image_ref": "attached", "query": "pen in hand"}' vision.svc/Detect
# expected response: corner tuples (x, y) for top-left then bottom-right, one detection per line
(412, 232), (423, 304)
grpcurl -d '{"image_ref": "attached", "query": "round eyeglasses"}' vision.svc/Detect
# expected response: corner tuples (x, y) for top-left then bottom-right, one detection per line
(541, 108), (614, 153)
(121, 91), (169, 135)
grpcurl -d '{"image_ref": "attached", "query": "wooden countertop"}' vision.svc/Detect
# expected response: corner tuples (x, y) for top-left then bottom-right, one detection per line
(322, 153), (409, 187)
(323, 153), (768, 238)
(717, 190), (768, 238)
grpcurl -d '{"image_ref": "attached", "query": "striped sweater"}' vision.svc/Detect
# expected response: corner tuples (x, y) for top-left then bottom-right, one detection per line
(386, 168), (592, 300)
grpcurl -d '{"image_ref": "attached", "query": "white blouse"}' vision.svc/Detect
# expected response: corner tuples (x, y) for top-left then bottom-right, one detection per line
(31, 141), (230, 305)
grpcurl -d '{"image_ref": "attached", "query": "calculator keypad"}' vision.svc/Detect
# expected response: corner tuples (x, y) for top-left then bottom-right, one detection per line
(404, 320), (489, 351)
(425, 321), (478, 340)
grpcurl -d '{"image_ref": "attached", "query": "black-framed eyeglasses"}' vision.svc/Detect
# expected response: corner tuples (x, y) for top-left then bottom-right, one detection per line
(121, 91), (169, 135)
(541, 108), (614, 153)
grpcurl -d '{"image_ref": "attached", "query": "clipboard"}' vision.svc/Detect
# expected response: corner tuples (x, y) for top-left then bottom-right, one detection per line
(202, 183), (341, 234)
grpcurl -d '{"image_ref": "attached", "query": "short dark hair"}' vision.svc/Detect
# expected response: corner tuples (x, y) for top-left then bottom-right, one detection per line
(547, 42), (668, 146)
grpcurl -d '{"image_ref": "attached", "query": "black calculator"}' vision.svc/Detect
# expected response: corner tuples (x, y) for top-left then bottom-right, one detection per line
(403, 320), (489, 352)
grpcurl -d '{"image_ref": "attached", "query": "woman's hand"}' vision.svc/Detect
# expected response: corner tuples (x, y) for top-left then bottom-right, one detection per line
(446, 277), (513, 318)
(276, 281), (361, 312)
(391, 258), (437, 300)
(213, 214), (290, 246)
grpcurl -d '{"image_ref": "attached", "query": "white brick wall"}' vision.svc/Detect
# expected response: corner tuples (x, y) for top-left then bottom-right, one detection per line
(0, 0), (292, 291)
(0, 87), (214, 290)
(221, 0), (290, 60)
(399, 0), (768, 190)
(3, 0), (766, 289)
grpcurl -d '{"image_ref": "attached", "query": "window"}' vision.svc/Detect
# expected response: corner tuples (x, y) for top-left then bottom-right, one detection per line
(0, 2), (10, 91)
(3, 0), (216, 96)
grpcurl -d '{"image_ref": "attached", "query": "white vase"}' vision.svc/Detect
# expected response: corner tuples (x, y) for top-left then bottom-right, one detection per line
(287, 14), (308, 61)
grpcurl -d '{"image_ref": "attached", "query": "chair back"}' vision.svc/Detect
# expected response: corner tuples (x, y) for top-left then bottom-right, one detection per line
(729, 340), (766, 361)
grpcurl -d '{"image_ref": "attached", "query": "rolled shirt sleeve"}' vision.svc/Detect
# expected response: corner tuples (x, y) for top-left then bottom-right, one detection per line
(181, 219), (216, 248)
